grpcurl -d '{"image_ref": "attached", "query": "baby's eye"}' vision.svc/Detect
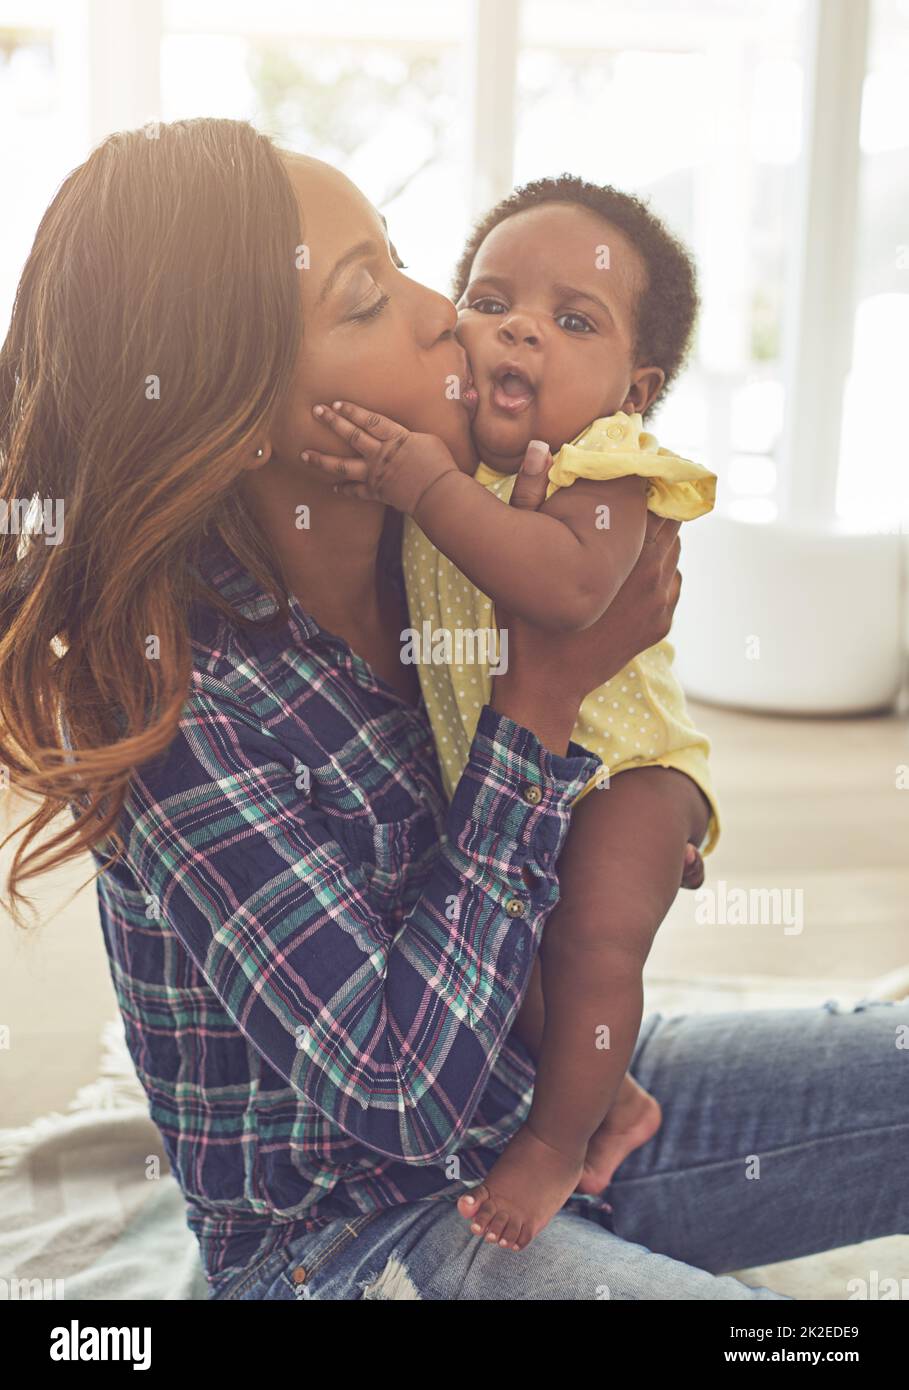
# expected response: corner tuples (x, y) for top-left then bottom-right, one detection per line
(467, 296), (506, 314)
(557, 311), (595, 333)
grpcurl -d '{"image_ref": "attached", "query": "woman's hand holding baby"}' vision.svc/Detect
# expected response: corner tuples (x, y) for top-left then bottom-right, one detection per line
(302, 401), (462, 516)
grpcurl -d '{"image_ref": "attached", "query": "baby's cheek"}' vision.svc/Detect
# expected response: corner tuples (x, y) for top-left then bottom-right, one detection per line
(534, 392), (584, 452)
(543, 380), (607, 443)
(454, 314), (482, 361)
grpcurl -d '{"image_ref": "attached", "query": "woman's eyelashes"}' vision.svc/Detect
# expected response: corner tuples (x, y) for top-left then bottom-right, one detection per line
(349, 292), (390, 323)
(465, 295), (595, 334)
(348, 249), (408, 323)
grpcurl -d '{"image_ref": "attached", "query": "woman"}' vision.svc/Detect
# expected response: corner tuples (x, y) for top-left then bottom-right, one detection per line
(1, 119), (904, 1301)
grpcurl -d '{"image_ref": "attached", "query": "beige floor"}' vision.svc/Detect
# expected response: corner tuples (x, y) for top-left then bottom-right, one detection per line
(1, 696), (907, 1129)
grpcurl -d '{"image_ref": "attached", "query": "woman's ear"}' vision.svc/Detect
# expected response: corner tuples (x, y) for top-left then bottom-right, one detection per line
(622, 366), (665, 417)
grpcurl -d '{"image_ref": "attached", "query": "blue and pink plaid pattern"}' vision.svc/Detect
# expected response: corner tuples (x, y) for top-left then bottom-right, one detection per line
(88, 531), (602, 1286)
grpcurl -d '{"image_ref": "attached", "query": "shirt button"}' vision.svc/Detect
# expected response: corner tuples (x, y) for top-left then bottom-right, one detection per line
(521, 783), (542, 804)
(505, 897), (526, 917)
(606, 424), (625, 440)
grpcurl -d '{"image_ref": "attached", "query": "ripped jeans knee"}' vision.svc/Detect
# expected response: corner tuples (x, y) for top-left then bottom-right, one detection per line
(359, 1255), (423, 1301)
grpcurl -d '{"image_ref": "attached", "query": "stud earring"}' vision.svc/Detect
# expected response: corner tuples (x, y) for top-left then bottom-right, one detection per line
(254, 447), (264, 458)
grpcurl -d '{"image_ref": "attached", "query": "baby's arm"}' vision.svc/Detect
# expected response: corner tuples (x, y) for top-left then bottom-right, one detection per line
(417, 469), (649, 633)
(304, 400), (648, 633)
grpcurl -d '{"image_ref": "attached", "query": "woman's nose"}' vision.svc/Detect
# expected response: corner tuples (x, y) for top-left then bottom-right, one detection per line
(420, 286), (459, 348)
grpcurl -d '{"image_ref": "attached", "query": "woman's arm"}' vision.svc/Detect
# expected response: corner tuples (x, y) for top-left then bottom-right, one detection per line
(125, 678), (600, 1167)
(304, 402), (649, 632)
(122, 497), (684, 1170)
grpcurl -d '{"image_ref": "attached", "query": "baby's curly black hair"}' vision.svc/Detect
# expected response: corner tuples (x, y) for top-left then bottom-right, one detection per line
(451, 173), (700, 417)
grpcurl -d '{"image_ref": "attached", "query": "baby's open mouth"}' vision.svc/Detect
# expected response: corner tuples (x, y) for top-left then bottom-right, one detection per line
(490, 361), (536, 415)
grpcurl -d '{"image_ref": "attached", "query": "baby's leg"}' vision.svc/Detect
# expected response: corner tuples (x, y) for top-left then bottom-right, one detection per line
(460, 769), (699, 1251)
(530, 775), (688, 1145)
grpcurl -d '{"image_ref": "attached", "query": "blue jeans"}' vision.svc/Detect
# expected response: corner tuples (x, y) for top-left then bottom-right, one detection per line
(208, 997), (908, 1300)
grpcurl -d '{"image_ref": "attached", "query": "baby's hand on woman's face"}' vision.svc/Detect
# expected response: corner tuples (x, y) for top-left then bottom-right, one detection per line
(301, 401), (460, 516)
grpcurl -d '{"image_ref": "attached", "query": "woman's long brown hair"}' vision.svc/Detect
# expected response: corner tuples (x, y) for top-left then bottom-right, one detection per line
(0, 117), (303, 929)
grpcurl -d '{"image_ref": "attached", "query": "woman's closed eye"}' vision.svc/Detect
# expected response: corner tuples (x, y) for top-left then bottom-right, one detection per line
(348, 248), (409, 323)
(349, 292), (390, 323)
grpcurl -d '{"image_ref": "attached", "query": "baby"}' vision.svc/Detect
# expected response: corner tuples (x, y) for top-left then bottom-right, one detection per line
(303, 174), (720, 1252)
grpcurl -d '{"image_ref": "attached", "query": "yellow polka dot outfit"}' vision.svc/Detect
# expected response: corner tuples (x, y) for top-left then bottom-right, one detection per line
(402, 410), (722, 855)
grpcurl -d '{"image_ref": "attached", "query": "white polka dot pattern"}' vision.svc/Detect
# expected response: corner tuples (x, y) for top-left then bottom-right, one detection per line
(400, 453), (720, 853)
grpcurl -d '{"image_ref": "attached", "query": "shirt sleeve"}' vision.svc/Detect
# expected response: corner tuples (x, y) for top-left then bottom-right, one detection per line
(121, 683), (601, 1166)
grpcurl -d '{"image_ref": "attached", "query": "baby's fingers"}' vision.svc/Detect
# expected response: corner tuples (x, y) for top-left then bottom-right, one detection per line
(312, 401), (403, 457)
(299, 448), (369, 484)
(680, 843), (705, 890)
(330, 480), (374, 502)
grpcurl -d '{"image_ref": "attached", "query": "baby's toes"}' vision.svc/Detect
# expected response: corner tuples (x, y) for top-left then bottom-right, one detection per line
(497, 1213), (523, 1250)
(484, 1208), (511, 1246)
(458, 1183), (490, 1228)
(469, 1192), (500, 1237)
(512, 1221), (532, 1252)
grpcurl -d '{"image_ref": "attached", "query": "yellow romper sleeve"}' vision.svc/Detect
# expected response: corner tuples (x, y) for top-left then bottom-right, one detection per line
(547, 410), (717, 519)
(548, 412), (720, 854)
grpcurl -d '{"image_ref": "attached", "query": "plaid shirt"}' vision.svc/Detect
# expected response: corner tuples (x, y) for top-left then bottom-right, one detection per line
(88, 530), (603, 1288)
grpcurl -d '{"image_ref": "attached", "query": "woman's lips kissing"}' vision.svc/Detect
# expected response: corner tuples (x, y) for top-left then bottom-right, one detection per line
(460, 375), (479, 415)
(457, 361), (479, 415)
(490, 363), (536, 414)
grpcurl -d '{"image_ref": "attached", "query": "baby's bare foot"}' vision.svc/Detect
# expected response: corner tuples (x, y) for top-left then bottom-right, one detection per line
(456, 1124), (585, 1251)
(574, 1074), (662, 1196)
